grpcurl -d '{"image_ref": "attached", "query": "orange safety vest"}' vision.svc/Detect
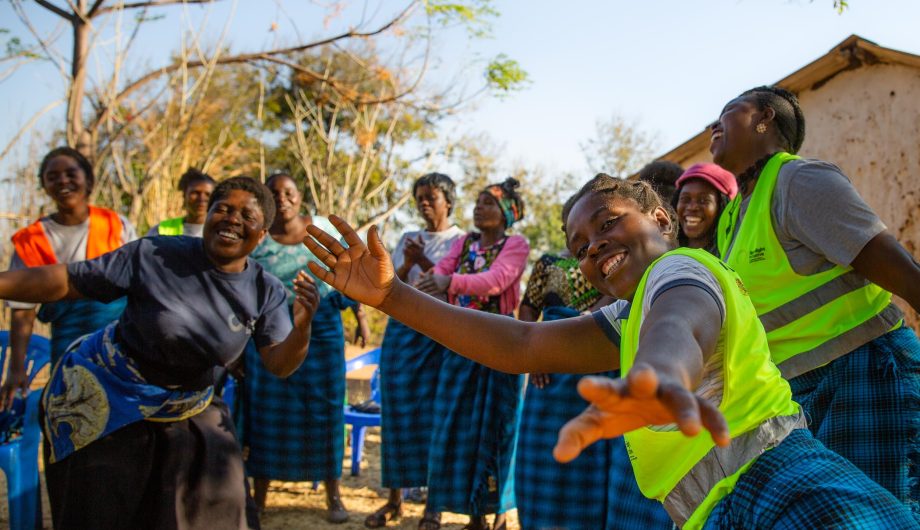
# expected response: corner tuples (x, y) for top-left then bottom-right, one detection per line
(11, 206), (124, 267)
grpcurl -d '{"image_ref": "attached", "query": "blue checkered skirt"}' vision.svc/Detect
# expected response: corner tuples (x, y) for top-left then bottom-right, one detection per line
(241, 302), (346, 481)
(703, 428), (918, 529)
(379, 319), (447, 488)
(515, 371), (673, 530)
(427, 353), (522, 516)
(788, 326), (920, 519)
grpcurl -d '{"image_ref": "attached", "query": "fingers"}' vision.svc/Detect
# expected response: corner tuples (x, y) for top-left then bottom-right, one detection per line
(329, 215), (366, 250)
(697, 396), (731, 446)
(307, 261), (335, 287)
(657, 381), (702, 437)
(367, 225), (389, 260)
(577, 375), (628, 408)
(306, 224), (346, 257)
(553, 406), (605, 463)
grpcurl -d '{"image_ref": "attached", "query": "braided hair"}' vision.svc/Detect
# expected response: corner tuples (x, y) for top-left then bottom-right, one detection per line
(562, 174), (677, 240)
(739, 86), (806, 154)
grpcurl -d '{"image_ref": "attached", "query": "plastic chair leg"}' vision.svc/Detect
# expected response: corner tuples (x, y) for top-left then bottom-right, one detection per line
(350, 425), (367, 476)
(6, 463), (38, 530)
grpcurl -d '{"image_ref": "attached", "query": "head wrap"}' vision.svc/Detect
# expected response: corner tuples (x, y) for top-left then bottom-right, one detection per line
(482, 178), (525, 228)
(675, 163), (738, 199)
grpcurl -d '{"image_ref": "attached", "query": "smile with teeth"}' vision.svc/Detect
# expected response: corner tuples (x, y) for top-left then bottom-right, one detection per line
(601, 252), (627, 277)
(682, 215), (703, 227)
(218, 230), (241, 241)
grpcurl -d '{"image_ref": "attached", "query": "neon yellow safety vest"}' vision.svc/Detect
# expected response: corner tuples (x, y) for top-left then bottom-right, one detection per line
(157, 216), (185, 236)
(620, 248), (801, 529)
(716, 152), (894, 378)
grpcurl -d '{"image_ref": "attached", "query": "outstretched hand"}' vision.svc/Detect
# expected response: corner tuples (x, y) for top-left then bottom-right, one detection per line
(304, 215), (396, 308)
(553, 364), (730, 463)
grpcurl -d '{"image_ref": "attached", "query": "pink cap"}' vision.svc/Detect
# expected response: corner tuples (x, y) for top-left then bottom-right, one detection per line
(675, 163), (738, 199)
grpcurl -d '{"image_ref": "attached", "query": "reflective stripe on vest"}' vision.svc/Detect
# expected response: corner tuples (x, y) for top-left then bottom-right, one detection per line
(157, 216), (185, 236)
(716, 153), (893, 378)
(11, 206), (124, 267)
(620, 248), (800, 529)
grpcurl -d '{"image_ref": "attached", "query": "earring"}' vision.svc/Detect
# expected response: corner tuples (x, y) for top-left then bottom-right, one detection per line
(756, 123), (767, 134)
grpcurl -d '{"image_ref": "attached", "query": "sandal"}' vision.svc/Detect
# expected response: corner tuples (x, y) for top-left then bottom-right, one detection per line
(418, 511), (442, 530)
(364, 501), (402, 528)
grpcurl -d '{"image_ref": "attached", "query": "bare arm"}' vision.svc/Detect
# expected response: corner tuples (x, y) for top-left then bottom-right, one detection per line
(850, 231), (920, 312)
(304, 217), (618, 374)
(0, 308), (37, 410)
(257, 272), (320, 377)
(554, 285), (729, 462)
(0, 264), (83, 303)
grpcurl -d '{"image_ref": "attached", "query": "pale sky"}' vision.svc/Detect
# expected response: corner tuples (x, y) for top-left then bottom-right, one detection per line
(2, 0), (920, 178)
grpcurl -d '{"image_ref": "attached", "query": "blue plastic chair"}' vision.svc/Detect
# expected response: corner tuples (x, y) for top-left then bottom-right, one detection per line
(0, 331), (51, 530)
(344, 347), (381, 476)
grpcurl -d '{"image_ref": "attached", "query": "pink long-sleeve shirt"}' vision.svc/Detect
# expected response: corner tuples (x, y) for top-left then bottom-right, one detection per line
(433, 233), (530, 315)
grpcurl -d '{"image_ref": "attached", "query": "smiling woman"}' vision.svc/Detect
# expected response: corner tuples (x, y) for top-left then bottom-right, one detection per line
(300, 175), (917, 529)
(711, 86), (920, 516)
(0, 175), (319, 529)
(146, 168), (217, 237)
(1, 147), (137, 409)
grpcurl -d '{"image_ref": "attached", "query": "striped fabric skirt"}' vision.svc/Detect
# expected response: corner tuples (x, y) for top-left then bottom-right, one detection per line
(788, 326), (920, 519)
(516, 370), (672, 530)
(379, 319), (447, 488)
(427, 353), (522, 516)
(242, 305), (346, 481)
(702, 428), (917, 529)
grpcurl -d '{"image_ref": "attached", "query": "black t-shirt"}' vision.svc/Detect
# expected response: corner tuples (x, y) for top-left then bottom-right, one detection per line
(68, 236), (291, 385)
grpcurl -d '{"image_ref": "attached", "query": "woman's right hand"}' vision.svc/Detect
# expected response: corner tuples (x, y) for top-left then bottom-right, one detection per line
(304, 215), (396, 308)
(0, 369), (27, 411)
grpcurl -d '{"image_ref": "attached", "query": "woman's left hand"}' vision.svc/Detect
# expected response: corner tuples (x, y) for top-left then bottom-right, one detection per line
(416, 272), (451, 296)
(292, 271), (320, 331)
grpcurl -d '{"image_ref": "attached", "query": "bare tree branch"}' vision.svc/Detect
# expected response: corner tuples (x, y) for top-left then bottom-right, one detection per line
(12, 1), (70, 77)
(0, 99), (64, 162)
(96, 0), (218, 16)
(87, 0), (420, 132)
(34, 0), (75, 20)
(86, 0), (107, 17)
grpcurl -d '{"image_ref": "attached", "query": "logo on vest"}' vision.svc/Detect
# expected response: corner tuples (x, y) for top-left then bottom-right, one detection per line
(748, 247), (766, 264)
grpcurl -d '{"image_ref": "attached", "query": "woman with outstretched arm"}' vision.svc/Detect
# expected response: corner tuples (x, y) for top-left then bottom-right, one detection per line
(0, 176), (319, 530)
(304, 176), (917, 529)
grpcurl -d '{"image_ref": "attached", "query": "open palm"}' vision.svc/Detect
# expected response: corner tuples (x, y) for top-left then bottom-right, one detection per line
(553, 365), (729, 463)
(304, 215), (396, 308)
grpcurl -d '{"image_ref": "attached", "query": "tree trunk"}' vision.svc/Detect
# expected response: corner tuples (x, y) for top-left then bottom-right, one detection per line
(68, 0), (91, 156)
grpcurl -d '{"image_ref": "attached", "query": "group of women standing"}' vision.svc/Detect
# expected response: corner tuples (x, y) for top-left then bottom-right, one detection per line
(305, 84), (920, 530)
(3, 82), (920, 530)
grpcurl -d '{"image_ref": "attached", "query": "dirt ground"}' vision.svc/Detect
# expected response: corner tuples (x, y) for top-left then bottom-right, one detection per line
(0, 428), (520, 530)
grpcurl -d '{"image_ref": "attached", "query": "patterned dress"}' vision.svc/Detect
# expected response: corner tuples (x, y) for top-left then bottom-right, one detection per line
(515, 254), (672, 530)
(241, 217), (356, 481)
(427, 234), (525, 517)
(379, 227), (464, 489)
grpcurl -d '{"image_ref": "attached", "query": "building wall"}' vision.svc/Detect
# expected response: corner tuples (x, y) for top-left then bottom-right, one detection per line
(673, 62), (920, 329)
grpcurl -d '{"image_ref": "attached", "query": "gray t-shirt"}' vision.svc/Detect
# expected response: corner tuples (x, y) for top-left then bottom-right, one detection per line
(592, 254), (727, 429)
(67, 236), (291, 385)
(146, 222), (204, 238)
(7, 214), (137, 310)
(727, 158), (887, 274)
(391, 225), (466, 284)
